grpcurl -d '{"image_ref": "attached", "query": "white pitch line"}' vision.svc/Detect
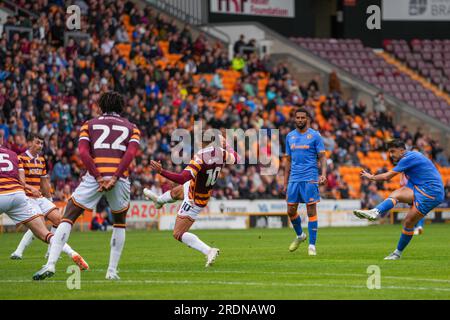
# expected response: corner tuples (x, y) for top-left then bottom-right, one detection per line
(90, 268), (450, 284)
(0, 279), (449, 292)
(1, 268), (448, 284)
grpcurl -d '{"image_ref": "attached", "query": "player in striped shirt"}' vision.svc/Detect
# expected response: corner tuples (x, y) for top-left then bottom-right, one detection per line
(33, 91), (141, 280)
(10, 134), (88, 270)
(144, 136), (238, 267)
(0, 131), (76, 259)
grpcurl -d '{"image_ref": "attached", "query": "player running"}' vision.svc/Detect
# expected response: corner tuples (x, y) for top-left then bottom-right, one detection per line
(353, 139), (445, 259)
(10, 134), (88, 269)
(33, 91), (141, 280)
(0, 132), (77, 258)
(284, 108), (327, 256)
(143, 137), (238, 267)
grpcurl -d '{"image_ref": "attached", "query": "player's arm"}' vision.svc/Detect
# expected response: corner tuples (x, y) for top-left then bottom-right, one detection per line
(362, 153), (410, 182)
(224, 144), (240, 164)
(284, 135), (292, 193)
(361, 170), (399, 182)
(150, 160), (193, 184)
(78, 123), (102, 180)
(316, 134), (327, 185)
(318, 151), (327, 185)
(40, 175), (52, 199)
(39, 159), (52, 199)
(102, 127), (141, 191)
(284, 155), (291, 193)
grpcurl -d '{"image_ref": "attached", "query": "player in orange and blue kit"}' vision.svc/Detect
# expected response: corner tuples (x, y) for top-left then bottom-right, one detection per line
(284, 108), (327, 256)
(354, 139), (445, 260)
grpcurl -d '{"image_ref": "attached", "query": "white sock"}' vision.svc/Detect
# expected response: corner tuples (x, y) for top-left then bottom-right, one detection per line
(158, 191), (176, 204)
(394, 249), (402, 256)
(47, 222), (72, 267)
(62, 243), (76, 257)
(181, 232), (211, 255)
(45, 226), (58, 257)
(108, 227), (126, 272)
(14, 229), (35, 256)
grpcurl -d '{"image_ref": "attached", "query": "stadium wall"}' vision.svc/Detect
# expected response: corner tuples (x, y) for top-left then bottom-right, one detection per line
(342, 0), (450, 48)
(208, 0), (315, 37)
(2, 200), (450, 232)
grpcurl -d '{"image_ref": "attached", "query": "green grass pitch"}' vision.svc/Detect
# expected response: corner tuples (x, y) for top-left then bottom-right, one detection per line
(0, 224), (449, 299)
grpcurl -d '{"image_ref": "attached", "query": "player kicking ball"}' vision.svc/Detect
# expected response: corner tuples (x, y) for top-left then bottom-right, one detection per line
(354, 139), (445, 260)
(284, 108), (327, 256)
(0, 133), (79, 264)
(33, 91), (140, 280)
(143, 137), (237, 267)
(10, 134), (88, 270)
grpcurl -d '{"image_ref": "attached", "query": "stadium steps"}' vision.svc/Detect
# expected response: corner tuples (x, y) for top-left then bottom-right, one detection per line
(377, 51), (450, 106)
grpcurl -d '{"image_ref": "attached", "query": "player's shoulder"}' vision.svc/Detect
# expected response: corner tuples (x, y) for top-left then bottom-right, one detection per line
(0, 146), (17, 157)
(18, 151), (28, 158)
(308, 128), (322, 138)
(196, 146), (225, 162)
(405, 151), (423, 161)
(286, 130), (298, 140)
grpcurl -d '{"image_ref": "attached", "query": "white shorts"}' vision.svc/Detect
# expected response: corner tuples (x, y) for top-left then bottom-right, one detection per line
(177, 182), (202, 220)
(29, 197), (57, 217)
(0, 191), (40, 226)
(71, 174), (131, 213)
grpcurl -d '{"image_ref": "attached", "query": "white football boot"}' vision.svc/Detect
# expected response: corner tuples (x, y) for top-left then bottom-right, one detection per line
(289, 233), (307, 252)
(205, 248), (220, 267)
(32, 264), (55, 281)
(353, 209), (380, 221)
(143, 188), (163, 209)
(308, 245), (317, 256)
(384, 250), (402, 260)
(105, 269), (121, 280)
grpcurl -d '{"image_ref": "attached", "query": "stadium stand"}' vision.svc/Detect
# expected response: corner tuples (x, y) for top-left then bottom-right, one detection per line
(0, 0), (449, 210)
(384, 39), (450, 94)
(290, 38), (450, 125)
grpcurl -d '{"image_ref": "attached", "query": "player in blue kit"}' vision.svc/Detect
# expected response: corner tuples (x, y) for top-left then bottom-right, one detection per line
(284, 108), (327, 256)
(354, 139), (445, 260)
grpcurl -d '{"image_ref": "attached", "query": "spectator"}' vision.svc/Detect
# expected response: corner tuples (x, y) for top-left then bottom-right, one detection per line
(233, 34), (246, 56)
(52, 156), (71, 184)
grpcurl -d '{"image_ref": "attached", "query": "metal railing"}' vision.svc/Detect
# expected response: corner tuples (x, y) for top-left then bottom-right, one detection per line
(146, 0), (208, 25)
(0, 0), (39, 19)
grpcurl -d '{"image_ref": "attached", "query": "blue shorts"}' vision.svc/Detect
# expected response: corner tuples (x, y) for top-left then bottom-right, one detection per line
(287, 181), (320, 205)
(408, 184), (444, 215)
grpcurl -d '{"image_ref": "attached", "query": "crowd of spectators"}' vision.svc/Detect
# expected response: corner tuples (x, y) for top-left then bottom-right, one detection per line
(1, 0), (449, 207)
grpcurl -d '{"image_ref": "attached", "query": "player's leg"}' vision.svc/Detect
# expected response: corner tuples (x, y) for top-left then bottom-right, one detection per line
(354, 187), (413, 221)
(44, 199), (84, 266)
(35, 177), (101, 279)
(32, 199), (87, 280)
(144, 185), (183, 208)
(106, 210), (127, 280)
(46, 207), (89, 270)
(305, 181), (321, 256)
(10, 228), (35, 259)
(385, 189), (442, 259)
(10, 198), (42, 259)
(384, 207), (423, 260)
(287, 182), (307, 252)
(105, 179), (131, 279)
(306, 203), (318, 256)
(174, 183), (218, 267)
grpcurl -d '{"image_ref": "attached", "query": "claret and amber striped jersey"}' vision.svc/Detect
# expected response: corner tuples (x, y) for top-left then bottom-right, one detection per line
(79, 113), (141, 178)
(0, 146), (24, 195)
(184, 146), (236, 208)
(18, 150), (47, 197)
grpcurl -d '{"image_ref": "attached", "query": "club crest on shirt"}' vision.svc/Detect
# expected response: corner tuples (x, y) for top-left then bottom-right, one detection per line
(307, 134), (312, 139)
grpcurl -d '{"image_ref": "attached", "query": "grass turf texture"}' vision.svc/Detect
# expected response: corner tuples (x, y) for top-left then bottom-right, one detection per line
(0, 224), (449, 299)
